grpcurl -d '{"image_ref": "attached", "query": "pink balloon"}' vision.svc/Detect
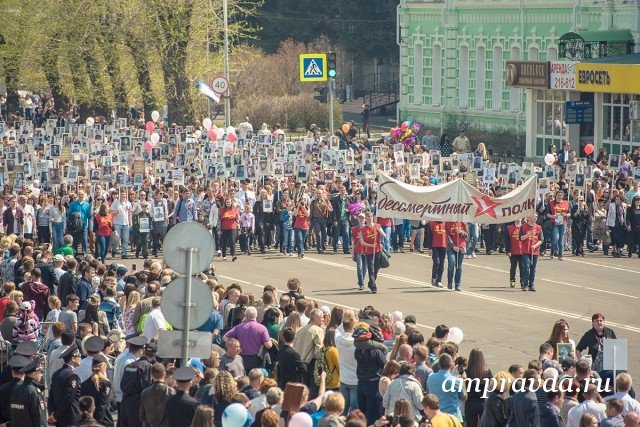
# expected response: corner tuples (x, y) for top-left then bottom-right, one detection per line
(227, 132), (237, 142)
(208, 128), (217, 140)
(144, 141), (153, 152)
(145, 121), (154, 133)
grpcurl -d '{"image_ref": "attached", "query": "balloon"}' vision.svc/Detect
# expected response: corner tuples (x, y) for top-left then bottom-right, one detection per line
(144, 141), (153, 152)
(203, 118), (213, 131)
(341, 123), (350, 133)
(85, 117), (95, 126)
(401, 121), (409, 130)
(447, 327), (464, 345)
(289, 412), (313, 427)
(215, 128), (224, 140)
(584, 143), (595, 155)
(393, 128), (402, 139)
(150, 133), (160, 145)
(195, 130), (202, 138)
(389, 127), (397, 137)
(208, 128), (217, 140)
(226, 126), (236, 136)
(544, 153), (556, 166)
(145, 121), (154, 133)
(151, 110), (160, 122)
(412, 123), (421, 134)
(222, 403), (248, 427)
(227, 132), (237, 142)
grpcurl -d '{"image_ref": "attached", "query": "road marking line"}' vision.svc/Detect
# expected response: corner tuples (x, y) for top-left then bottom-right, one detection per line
(560, 256), (640, 274)
(299, 256), (640, 334)
(217, 274), (437, 330)
(412, 253), (640, 300)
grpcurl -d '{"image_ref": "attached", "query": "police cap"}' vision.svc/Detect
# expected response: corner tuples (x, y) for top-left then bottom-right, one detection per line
(85, 336), (105, 353)
(8, 355), (30, 369)
(173, 366), (195, 382)
(20, 356), (42, 374)
(127, 336), (148, 347)
(60, 343), (80, 360)
(14, 341), (38, 357)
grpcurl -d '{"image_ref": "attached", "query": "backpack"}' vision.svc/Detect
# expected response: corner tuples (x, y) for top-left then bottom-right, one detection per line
(68, 211), (83, 233)
(313, 347), (334, 386)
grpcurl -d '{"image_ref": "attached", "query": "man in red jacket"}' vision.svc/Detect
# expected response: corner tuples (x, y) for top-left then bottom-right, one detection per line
(445, 221), (468, 291)
(425, 221), (447, 288)
(505, 219), (524, 289)
(520, 215), (543, 292)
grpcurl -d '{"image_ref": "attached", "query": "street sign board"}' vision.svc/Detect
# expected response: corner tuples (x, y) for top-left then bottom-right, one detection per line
(163, 222), (215, 275)
(161, 277), (214, 330)
(157, 330), (213, 359)
(564, 101), (594, 125)
(211, 75), (230, 95)
(299, 53), (328, 82)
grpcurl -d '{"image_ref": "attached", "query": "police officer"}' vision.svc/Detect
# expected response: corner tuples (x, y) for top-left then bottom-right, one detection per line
(77, 336), (105, 383)
(163, 366), (199, 427)
(119, 341), (156, 427)
(0, 341), (37, 386)
(10, 356), (47, 427)
(0, 354), (29, 424)
(48, 343), (82, 427)
(80, 354), (114, 427)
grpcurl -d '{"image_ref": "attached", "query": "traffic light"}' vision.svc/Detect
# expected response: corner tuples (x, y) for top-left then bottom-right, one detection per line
(327, 51), (337, 79)
(314, 86), (327, 103)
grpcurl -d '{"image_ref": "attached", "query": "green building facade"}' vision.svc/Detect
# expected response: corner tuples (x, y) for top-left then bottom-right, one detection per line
(397, 0), (640, 157)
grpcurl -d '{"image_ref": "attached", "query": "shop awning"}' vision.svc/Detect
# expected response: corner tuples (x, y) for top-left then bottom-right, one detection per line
(582, 52), (640, 64)
(562, 30), (634, 43)
(559, 30), (635, 60)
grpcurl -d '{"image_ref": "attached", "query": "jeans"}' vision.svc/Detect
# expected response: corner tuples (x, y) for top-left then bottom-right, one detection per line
(333, 220), (350, 253)
(294, 228), (308, 255)
(552, 224), (566, 258)
(114, 224), (130, 257)
(380, 226), (391, 254)
(96, 235), (111, 262)
(431, 247), (446, 284)
(281, 227), (293, 253)
(312, 218), (327, 252)
(446, 248), (464, 287)
(354, 253), (365, 286)
(221, 229), (237, 257)
(509, 255), (523, 284)
(522, 254), (538, 288)
(391, 223), (405, 251)
(340, 382), (359, 415)
(362, 253), (378, 291)
(466, 222), (478, 255)
(357, 380), (382, 425)
(52, 222), (64, 250)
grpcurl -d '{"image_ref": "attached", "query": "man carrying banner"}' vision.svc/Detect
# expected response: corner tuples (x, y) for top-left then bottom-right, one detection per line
(520, 214), (543, 292)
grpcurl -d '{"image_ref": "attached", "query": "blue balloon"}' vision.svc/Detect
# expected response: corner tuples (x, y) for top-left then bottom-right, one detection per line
(222, 403), (248, 427)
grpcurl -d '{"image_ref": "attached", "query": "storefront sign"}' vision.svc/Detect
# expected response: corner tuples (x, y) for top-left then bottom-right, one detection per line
(564, 101), (594, 124)
(376, 174), (537, 224)
(575, 63), (640, 94)
(505, 61), (550, 89)
(550, 61), (577, 90)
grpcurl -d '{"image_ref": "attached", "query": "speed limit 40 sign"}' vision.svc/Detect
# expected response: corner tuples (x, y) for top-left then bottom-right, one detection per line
(211, 75), (230, 95)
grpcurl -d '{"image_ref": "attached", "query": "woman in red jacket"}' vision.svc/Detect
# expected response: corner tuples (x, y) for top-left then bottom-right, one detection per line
(549, 190), (570, 260)
(93, 203), (113, 263)
(219, 198), (239, 261)
(446, 221), (468, 291)
(425, 221), (446, 288)
(356, 210), (385, 294)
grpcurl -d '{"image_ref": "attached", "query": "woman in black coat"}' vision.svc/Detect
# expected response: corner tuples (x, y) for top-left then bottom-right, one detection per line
(479, 372), (512, 427)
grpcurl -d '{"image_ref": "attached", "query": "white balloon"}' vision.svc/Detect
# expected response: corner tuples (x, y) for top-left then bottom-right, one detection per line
(150, 133), (160, 145)
(289, 412), (313, 427)
(151, 110), (160, 122)
(544, 153), (556, 166)
(203, 118), (213, 131)
(195, 130), (202, 138)
(447, 327), (464, 345)
(226, 126), (236, 135)
(215, 128), (224, 140)
(86, 117), (95, 126)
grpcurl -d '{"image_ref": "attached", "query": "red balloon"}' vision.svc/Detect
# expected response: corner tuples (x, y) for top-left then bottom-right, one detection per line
(145, 121), (154, 133)
(144, 141), (153, 152)
(208, 128), (217, 140)
(584, 143), (595, 155)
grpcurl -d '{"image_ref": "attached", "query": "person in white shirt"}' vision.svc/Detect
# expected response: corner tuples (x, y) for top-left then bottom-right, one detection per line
(53, 254), (66, 281)
(237, 180), (256, 210)
(335, 311), (358, 413)
(237, 118), (253, 139)
(604, 373), (640, 415)
(143, 297), (167, 342)
(567, 384), (607, 427)
(110, 191), (132, 258)
(19, 195), (35, 239)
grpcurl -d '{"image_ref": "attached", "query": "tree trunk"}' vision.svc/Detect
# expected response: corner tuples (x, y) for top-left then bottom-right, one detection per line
(1, 32), (21, 115)
(80, 37), (109, 117)
(101, 30), (128, 117)
(41, 34), (67, 113)
(124, 36), (155, 120)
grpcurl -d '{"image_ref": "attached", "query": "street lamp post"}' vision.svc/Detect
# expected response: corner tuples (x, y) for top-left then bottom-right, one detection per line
(223, 0), (231, 128)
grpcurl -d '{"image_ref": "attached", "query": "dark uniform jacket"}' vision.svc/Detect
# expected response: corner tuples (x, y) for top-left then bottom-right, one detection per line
(48, 363), (81, 427)
(121, 356), (153, 398)
(0, 377), (22, 424)
(80, 377), (114, 427)
(140, 381), (175, 427)
(164, 390), (198, 427)
(10, 377), (47, 427)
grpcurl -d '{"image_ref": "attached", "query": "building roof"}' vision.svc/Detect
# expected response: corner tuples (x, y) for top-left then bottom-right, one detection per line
(582, 52), (640, 64)
(560, 30), (633, 43)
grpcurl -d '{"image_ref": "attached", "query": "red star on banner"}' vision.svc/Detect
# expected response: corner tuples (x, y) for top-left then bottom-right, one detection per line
(471, 194), (501, 218)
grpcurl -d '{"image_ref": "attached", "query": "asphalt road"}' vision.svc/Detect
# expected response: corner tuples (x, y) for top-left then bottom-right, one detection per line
(117, 243), (640, 379)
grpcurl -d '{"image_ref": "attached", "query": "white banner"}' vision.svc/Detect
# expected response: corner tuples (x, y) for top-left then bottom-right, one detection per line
(376, 174), (537, 224)
(550, 61), (577, 91)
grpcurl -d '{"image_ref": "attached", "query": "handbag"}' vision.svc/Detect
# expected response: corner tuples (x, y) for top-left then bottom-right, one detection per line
(376, 249), (390, 269)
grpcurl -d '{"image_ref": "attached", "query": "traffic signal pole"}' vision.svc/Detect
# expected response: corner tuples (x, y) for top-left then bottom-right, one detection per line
(328, 78), (334, 137)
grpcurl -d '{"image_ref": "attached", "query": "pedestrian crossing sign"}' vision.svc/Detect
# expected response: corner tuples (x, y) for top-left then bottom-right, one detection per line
(299, 53), (328, 82)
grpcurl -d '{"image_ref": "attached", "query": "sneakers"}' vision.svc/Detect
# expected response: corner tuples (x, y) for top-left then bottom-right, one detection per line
(436, 282), (442, 288)
(447, 283), (453, 290)
(529, 286), (536, 292)
(223, 256), (227, 261)
(358, 284), (364, 290)
(232, 256), (237, 262)
(464, 254), (471, 259)
(455, 285), (461, 292)
(558, 257), (563, 261)
(522, 286), (527, 291)
(510, 280), (515, 288)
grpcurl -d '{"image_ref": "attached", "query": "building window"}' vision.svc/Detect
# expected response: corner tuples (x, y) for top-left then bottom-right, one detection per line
(535, 90), (566, 156)
(510, 46), (521, 111)
(547, 46), (558, 61)
(476, 46), (486, 109)
(603, 93), (640, 154)
(492, 46), (503, 110)
(459, 45), (469, 107)
(529, 46), (539, 61)
(432, 44), (442, 105)
(414, 44), (423, 105)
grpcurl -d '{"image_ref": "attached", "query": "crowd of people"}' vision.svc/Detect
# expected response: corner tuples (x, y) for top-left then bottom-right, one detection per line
(0, 99), (638, 426)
